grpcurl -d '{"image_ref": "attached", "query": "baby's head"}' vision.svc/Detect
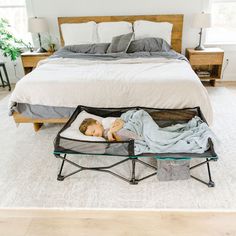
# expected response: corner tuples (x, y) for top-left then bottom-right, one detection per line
(79, 118), (104, 137)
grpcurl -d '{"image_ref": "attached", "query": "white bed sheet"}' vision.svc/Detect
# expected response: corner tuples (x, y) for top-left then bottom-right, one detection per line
(10, 57), (213, 124)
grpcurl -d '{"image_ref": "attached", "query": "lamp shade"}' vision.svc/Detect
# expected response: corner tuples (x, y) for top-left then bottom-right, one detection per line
(28, 17), (48, 33)
(192, 13), (212, 28)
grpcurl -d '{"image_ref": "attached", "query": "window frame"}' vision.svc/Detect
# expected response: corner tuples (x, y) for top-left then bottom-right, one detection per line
(205, 0), (236, 45)
(0, 0), (32, 44)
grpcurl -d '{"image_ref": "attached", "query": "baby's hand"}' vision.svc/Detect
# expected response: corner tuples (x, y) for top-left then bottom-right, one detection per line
(107, 131), (115, 141)
(110, 119), (124, 133)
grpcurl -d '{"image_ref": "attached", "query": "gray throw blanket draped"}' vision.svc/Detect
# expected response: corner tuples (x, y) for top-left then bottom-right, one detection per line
(121, 110), (216, 155)
(51, 49), (187, 62)
(50, 37), (187, 62)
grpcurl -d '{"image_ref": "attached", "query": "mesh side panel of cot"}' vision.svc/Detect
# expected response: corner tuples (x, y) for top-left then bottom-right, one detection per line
(56, 137), (131, 156)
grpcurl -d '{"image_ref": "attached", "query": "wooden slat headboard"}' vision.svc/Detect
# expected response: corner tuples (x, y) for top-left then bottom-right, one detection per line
(58, 15), (183, 53)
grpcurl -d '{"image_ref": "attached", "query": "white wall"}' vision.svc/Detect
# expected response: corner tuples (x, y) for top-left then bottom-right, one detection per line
(29, 0), (204, 51)
(4, 0), (235, 83)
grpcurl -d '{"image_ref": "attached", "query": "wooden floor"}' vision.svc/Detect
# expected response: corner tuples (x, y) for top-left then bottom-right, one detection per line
(0, 209), (236, 236)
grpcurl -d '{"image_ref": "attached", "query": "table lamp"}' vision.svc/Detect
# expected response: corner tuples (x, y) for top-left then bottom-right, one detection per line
(28, 17), (49, 53)
(193, 13), (212, 50)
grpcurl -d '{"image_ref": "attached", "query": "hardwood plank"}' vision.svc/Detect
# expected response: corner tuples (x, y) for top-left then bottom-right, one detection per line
(0, 210), (235, 236)
(0, 218), (31, 236)
(58, 14), (183, 53)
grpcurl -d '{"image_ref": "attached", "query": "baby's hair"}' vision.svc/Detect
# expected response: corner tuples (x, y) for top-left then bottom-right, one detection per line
(79, 118), (97, 134)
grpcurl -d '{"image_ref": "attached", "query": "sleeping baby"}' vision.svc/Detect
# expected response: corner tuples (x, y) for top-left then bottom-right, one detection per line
(79, 117), (140, 141)
(78, 109), (215, 154)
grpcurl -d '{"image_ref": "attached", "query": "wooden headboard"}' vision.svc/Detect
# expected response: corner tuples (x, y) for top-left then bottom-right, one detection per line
(58, 14), (183, 53)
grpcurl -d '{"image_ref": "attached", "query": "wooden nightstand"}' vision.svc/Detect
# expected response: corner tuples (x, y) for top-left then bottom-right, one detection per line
(186, 48), (224, 86)
(21, 52), (53, 75)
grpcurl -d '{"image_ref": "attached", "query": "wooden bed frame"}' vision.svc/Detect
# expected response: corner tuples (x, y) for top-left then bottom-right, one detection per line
(13, 14), (183, 131)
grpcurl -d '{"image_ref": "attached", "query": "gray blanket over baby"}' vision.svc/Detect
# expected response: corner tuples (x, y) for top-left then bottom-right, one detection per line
(121, 110), (215, 155)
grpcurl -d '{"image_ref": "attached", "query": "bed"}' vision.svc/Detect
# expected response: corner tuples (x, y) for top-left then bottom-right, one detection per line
(10, 15), (213, 131)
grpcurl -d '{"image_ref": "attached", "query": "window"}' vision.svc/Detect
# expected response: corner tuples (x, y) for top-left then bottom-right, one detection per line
(206, 0), (236, 44)
(0, 0), (31, 43)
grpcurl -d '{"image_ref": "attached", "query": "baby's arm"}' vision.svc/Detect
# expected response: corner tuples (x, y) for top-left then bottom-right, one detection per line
(109, 119), (124, 133)
(105, 119), (125, 141)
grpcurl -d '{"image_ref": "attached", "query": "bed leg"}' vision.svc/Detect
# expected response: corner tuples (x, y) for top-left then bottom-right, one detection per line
(210, 80), (216, 87)
(33, 123), (43, 132)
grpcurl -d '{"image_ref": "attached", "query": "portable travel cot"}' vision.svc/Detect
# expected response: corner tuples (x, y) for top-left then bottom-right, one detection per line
(54, 106), (218, 187)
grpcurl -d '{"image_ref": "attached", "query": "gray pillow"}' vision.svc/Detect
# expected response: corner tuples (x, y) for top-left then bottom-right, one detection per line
(64, 43), (110, 54)
(127, 37), (171, 53)
(107, 32), (134, 53)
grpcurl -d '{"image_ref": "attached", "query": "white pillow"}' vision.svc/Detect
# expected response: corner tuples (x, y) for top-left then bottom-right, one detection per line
(97, 21), (133, 43)
(134, 20), (173, 45)
(61, 21), (98, 46)
(60, 110), (105, 141)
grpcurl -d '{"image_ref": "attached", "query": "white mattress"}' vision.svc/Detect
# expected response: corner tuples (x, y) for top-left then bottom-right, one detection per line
(10, 57), (213, 124)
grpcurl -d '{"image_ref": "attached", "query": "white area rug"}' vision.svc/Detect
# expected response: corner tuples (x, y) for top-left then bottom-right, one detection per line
(0, 87), (236, 209)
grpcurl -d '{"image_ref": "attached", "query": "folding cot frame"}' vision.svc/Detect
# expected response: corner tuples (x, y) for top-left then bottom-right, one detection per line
(54, 106), (218, 188)
(54, 147), (217, 187)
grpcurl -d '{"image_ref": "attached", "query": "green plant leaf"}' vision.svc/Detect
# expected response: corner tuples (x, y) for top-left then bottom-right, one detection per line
(0, 18), (31, 61)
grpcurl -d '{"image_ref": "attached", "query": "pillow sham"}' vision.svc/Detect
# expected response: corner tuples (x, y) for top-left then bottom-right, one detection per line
(134, 20), (173, 45)
(127, 37), (171, 53)
(61, 21), (97, 46)
(97, 21), (133, 43)
(107, 32), (133, 53)
(64, 43), (110, 54)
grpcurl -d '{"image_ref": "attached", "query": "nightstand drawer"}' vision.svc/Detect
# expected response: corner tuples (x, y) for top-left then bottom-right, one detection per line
(189, 53), (223, 66)
(21, 56), (48, 67)
(21, 52), (53, 75)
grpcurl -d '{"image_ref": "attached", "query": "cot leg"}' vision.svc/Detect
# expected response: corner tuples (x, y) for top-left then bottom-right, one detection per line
(190, 158), (215, 187)
(130, 159), (138, 185)
(206, 159), (215, 187)
(57, 154), (66, 181)
(33, 123), (43, 132)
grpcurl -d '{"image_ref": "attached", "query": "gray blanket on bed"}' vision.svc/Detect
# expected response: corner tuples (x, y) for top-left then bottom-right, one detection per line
(51, 50), (187, 61)
(50, 37), (187, 62)
(121, 110), (215, 155)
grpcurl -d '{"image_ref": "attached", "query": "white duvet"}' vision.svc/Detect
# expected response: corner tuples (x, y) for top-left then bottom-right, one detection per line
(10, 57), (213, 124)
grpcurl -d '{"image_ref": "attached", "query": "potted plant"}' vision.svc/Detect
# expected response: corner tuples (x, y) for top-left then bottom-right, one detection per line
(0, 18), (32, 61)
(45, 34), (57, 53)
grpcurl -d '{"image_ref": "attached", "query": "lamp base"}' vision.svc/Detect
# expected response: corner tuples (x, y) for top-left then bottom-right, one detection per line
(194, 45), (205, 51)
(36, 47), (47, 53)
